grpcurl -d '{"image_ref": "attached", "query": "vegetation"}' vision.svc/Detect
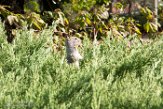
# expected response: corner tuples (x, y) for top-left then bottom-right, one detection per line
(0, 21), (163, 108)
(0, 0), (163, 108)
(0, 0), (163, 44)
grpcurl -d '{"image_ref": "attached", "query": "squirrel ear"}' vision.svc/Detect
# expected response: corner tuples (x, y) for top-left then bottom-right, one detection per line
(62, 32), (69, 38)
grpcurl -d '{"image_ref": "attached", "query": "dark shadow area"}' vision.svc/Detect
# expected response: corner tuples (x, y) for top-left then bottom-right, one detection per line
(56, 74), (93, 108)
(112, 50), (158, 83)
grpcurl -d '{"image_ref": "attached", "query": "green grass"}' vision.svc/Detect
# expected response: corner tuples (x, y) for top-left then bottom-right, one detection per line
(0, 22), (163, 109)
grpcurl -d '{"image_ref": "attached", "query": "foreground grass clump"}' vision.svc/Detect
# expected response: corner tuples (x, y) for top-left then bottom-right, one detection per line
(0, 24), (163, 108)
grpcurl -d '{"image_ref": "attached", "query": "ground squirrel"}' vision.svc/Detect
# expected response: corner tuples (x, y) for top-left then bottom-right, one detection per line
(65, 37), (83, 68)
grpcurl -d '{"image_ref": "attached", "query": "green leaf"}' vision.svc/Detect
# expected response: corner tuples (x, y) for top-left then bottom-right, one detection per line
(27, 12), (46, 30)
(144, 22), (150, 33)
(24, 0), (40, 13)
(85, 17), (92, 25)
(135, 27), (142, 35)
(146, 14), (153, 20)
(146, 7), (152, 14)
(98, 27), (103, 33)
(64, 18), (69, 25)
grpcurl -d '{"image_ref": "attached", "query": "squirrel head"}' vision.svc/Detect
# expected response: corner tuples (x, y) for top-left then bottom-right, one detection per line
(66, 37), (82, 49)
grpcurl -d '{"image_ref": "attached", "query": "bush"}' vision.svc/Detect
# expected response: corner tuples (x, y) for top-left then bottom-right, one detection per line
(0, 23), (163, 108)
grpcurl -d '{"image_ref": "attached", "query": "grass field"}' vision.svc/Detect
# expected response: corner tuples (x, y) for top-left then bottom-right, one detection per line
(0, 23), (163, 109)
